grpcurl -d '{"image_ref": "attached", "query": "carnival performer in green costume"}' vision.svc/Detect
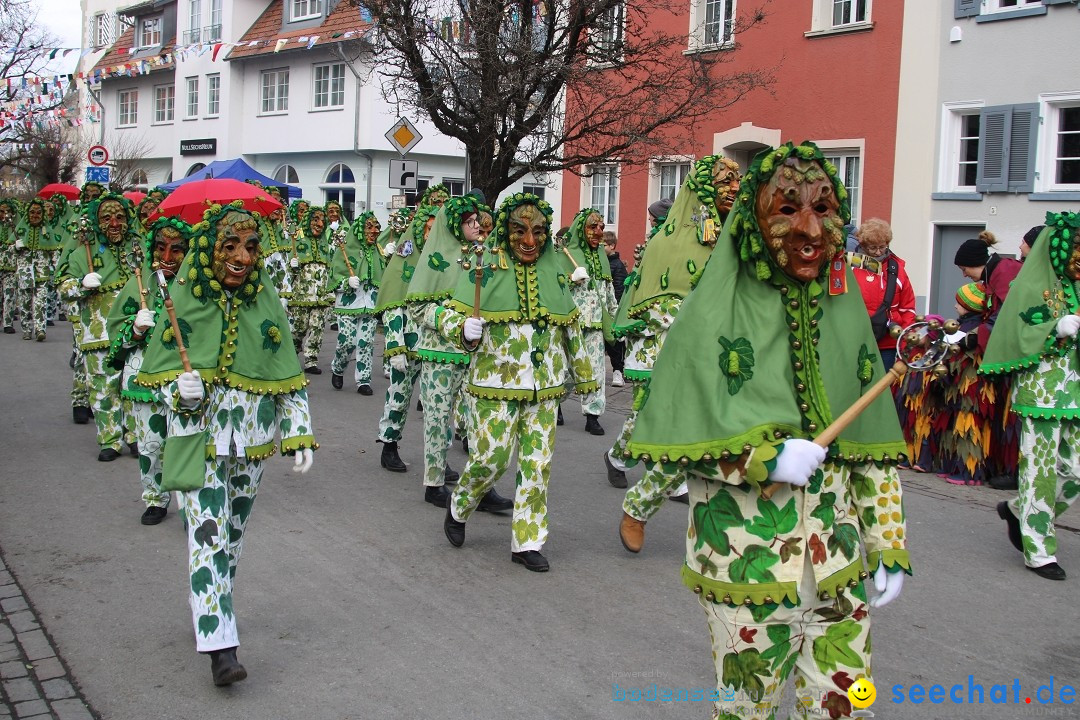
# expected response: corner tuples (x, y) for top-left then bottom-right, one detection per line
(610, 155), (741, 552)
(136, 202), (316, 686)
(982, 213), (1080, 581)
(56, 193), (140, 459)
(374, 205), (439, 472)
(14, 198), (62, 341)
(330, 211), (385, 394)
(260, 190), (294, 306)
(440, 193), (597, 571)
(406, 193), (512, 510)
(0, 199), (20, 333)
(44, 193), (75, 324)
(626, 143), (910, 718)
(106, 216), (190, 525)
(287, 204), (333, 372)
(560, 207), (618, 435)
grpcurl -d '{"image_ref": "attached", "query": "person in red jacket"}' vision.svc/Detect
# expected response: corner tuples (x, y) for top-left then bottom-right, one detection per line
(954, 230), (1023, 352)
(851, 218), (916, 367)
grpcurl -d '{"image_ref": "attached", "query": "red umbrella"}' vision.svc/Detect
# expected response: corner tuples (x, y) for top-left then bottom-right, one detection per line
(37, 183), (80, 200)
(124, 190), (147, 204)
(150, 178), (282, 224)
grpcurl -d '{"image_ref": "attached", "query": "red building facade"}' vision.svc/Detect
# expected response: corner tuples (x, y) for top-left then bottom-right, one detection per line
(560, 0), (904, 253)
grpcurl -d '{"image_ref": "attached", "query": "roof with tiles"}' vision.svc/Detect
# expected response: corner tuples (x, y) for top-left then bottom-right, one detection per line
(227, 0), (372, 62)
(89, 26), (176, 76)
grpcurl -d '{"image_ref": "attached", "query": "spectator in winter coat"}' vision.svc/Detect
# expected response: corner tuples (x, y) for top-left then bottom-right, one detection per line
(852, 218), (916, 367)
(604, 230), (627, 387)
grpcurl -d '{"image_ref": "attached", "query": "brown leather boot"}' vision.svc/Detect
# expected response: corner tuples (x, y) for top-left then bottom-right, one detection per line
(619, 512), (646, 553)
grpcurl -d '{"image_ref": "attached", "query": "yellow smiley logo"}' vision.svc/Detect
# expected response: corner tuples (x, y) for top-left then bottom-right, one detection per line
(848, 678), (877, 709)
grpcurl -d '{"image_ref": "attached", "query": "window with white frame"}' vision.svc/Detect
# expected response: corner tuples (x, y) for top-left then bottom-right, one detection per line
(1041, 97), (1080, 190)
(131, 169), (149, 192)
(823, 152), (861, 225)
(404, 178), (430, 208)
(206, 74), (220, 116)
(153, 84), (174, 123)
(89, 12), (113, 47)
(690, 0), (735, 50)
(657, 161), (691, 201)
(592, 1), (625, 61)
(118, 88), (138, 126)
(261, 69), (289, 113)
(186, 0), (201, 44)
(138, 16), (162, 48)
(984, 0), (1042, 13)
(957, 113), (980, 189)
(185, 78), (198, 117)
(442, 179), (465, 197)
(291, 0), (322, 21)
(324, 163), (356, 217)
(207, 0), (222, 40)
(274, 165), (300, 184)
(312, 63), (345, 109)
(588, 165), (619, 225)
(832, 0), (868, 26)
(522, 184), (547, 200)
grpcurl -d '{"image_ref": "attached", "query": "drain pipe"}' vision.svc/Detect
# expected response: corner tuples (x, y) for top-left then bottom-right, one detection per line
(336, 42), (373, 217)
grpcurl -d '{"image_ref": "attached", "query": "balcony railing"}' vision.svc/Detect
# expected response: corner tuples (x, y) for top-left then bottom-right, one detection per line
(182, 28), (201, 44)
(204, 24), (222, 41)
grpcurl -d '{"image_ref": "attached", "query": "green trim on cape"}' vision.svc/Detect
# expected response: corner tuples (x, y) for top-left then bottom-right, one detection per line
(373, 206), (437, 313)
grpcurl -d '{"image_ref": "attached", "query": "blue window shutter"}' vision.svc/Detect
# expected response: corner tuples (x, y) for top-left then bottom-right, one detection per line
(955, 0), (980, 18)
(977, 106), (1010, 193)
(1007, 104), (1040, 193)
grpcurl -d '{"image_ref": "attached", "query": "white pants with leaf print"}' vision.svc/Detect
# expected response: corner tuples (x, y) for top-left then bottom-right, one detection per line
(449, 395), (558, 552)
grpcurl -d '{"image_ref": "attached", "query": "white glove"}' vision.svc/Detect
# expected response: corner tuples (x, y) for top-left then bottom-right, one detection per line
(289, 257), (299, 269)
(769, 438), (826, 487)
(389, 354), (408, 372)
(463, 317), (485, 342)
(570, 266), (590, 284)
(280, 297), (289, 311)
(133, 308), (156, 334)
(293, 447), (314, 474)
(348, 275), (361, 290)
(176, 370), (204, 406)
(14, 238), (24, 249)
(383, 242), (396, 256)
(944, 330), (966, 344)
(1055, 314), (1080, 338)
(869, 563), (905, 608)
(329, 221), (340, 231)
(82, 272), (102, 289)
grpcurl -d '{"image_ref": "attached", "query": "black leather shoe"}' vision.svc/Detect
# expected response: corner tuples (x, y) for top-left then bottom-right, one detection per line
(140, 506), (167, 525)
(603, 451), (627, 488)
(511, 550), (550, 572)
(46, 320), (54, 327)
(380, 441), (407, 472)
(2, 326), (13, 334)
(97, 448), (120, 462)
(87, 407), (94, 418)
(461, 436), (469, 453)
(988, 473), (1019, 491)
(425, 485), (451, 508)
(331, 373), (343, 390)
(128, 442), (139, 458)
(72, 406), (90, 424)
(670, 493), (689, 505)
(557, 406), (564, 426)
(68, 350), (76, 367)
(330, 322), (338, 332)
(357, 384), (373, 396)
(444, 502), (465, 547)
(1029, 562), (1066, 581)
(477, 488), (513, 513)
(443, 466), (460, 484)
(997, 501), (1023, 553)
(209, 647), (247, 686)
(585, 414), (605, 436)
(304, 365), (322, 375)
(416, 399), (423, 412)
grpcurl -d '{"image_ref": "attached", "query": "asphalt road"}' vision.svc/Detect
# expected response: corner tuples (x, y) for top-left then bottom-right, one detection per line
(0, 326), (1078, 720)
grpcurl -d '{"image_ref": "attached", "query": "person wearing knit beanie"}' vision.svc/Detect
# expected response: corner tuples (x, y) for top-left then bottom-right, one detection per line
(1020, 224), (1045, 260)
(955, 282), (987, 315)
(954, 236), (992, 275)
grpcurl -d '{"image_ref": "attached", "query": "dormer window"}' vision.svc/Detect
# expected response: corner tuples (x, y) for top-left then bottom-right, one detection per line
(291, 0), (322, 21)
(138, 16), (162, 48)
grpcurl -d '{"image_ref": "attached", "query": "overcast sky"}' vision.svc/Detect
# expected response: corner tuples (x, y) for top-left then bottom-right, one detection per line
(35, 0), (84, 73)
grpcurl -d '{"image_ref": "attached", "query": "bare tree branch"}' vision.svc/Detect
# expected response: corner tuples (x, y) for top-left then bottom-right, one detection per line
(350, 0), (775, 201)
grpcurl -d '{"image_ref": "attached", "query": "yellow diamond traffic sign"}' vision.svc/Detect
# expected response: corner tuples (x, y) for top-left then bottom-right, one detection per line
(385, 117), (423, 155)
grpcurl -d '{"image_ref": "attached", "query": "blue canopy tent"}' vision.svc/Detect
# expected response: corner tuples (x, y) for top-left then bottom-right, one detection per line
(160, 158), (302, 199)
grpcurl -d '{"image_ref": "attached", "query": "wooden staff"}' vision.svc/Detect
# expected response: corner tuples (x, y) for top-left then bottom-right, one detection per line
(336, 231), (355, 277)
(79, 215), (94, 269)
(155, 269), (192, 373)
(133, 267), (148, 311)
(472, 242), (485, 319)
(761, 360), (908, 500)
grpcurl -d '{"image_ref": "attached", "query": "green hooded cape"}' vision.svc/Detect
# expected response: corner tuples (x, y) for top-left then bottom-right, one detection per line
(980, 212), (1080, 419)
(613, 155), (727, 336)
(17, 198), (64, 252)
(59, 194), (138, 293)
(406, 195), (485, 303)
(136, 204), (305, 395)
(447, 192), (579, 325)
(330, 211), (384, 289)
(563, 207), (612, 282)
(626, 142), (905, 475)
(373, 205), (438, 313)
